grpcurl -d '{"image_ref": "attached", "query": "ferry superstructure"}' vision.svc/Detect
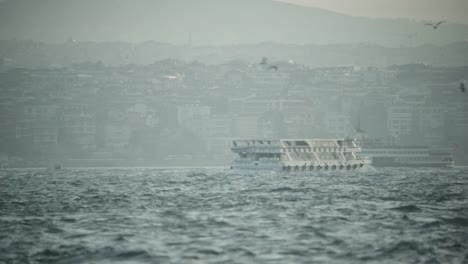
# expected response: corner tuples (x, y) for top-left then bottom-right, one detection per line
(230, 138), (371, 171)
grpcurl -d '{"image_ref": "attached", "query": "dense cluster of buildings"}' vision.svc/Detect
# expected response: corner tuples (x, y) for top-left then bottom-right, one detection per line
(0, 60), (467, 167)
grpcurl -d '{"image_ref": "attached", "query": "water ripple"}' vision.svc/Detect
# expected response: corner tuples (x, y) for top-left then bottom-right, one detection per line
(0, 167), (467, 263)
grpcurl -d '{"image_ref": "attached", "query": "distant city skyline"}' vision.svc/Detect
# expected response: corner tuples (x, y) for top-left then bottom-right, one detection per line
(277, 0), (468, 24)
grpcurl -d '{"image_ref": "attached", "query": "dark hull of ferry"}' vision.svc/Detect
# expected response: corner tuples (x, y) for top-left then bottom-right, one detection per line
(372, 157), (453, 168)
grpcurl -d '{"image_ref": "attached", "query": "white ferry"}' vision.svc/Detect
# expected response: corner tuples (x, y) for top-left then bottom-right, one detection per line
(230, 138), (372, 171)
(359, 146), (454, 167)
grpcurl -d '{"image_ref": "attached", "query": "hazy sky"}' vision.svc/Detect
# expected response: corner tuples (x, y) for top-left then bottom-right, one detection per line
(0, 0), (467, 45)
(277, 0), (468, 24)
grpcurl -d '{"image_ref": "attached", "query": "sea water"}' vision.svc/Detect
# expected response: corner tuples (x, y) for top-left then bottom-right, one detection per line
(0, 167), (467, 263)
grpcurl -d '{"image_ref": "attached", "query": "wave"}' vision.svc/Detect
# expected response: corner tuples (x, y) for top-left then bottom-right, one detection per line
(389, 205), (422, 213)
(378, 240), (426, 256)
(1, 167), (468, 263)
(442, 217), (468, 227)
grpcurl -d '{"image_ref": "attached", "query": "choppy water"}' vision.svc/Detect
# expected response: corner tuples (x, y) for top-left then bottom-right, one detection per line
(0, 167), (467, 264)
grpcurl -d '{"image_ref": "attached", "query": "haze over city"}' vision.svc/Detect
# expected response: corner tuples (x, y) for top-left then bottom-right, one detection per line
(0, 1), (467, 263)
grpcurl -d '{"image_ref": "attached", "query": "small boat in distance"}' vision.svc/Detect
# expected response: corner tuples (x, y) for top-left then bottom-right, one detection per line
(230, 138), (371, 171)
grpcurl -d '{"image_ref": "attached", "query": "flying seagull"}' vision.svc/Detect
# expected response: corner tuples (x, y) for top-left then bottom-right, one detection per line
(460, 82), (465, 93)
(424, 21), (446, 29)
(267, 65), (278, 71)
